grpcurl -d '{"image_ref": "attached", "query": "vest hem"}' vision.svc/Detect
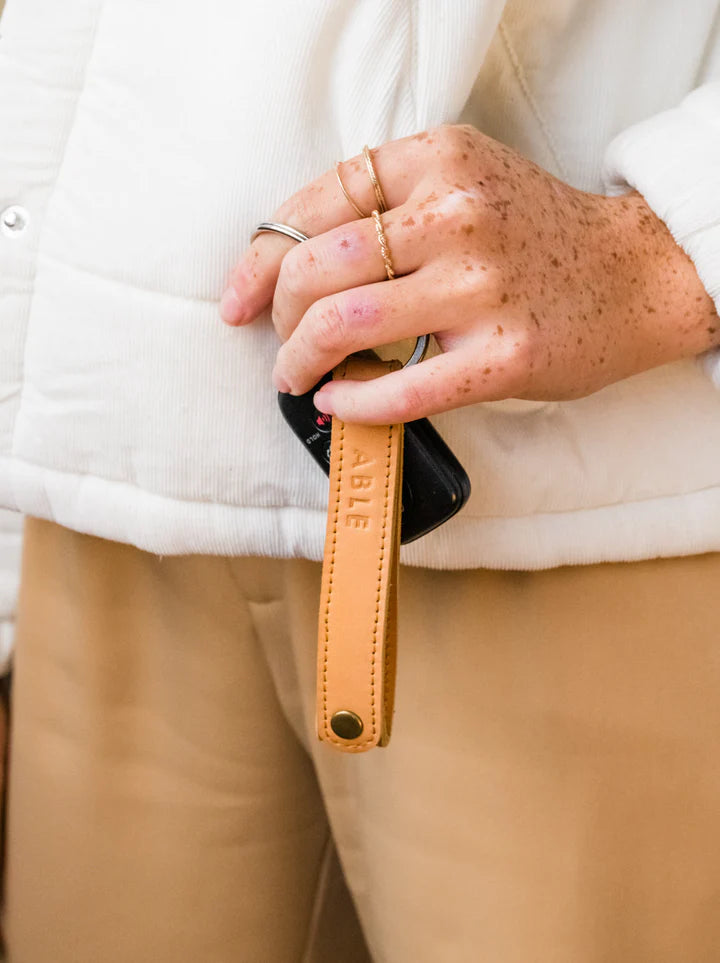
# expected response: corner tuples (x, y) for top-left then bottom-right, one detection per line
(3, 456), (720, 571)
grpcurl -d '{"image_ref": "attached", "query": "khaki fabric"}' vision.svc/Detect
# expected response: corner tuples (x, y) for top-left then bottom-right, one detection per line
(5, 517), (720, 962)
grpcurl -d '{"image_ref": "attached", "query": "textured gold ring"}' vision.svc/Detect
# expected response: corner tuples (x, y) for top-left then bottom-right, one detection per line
(372, 209), (395, 280)
(363, 145), (388, 214)
(335, 161), (369, 219)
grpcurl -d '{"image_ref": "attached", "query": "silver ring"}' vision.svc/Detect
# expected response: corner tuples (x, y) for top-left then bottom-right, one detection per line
(251, 221), (310, 244)
(405, 334), (429, 367)
(250, 220), (429, 369)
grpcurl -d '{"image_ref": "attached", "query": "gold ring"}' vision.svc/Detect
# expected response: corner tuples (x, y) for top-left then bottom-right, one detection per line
(372, 210), (395, 280)
(335, 161), (369, 219)
(363, 145), (388, 214)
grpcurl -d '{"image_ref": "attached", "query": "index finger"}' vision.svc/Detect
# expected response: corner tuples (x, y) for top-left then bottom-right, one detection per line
(219, 135), (428, 325)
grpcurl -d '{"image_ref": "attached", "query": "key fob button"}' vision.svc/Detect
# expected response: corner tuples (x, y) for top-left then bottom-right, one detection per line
(314, 411), (332, 434)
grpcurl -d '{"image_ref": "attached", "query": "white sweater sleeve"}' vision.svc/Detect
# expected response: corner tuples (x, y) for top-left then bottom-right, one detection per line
(602, 81), (720, 385)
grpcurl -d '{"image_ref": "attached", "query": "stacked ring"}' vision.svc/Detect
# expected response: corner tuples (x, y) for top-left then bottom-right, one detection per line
(252, 141), (430, 368)
(335, 146), (389, 218)
(362, 145), (388, 213)
(335, 162), (369, 219)
(371, 210), (395, 280)
(334, 147), (394, 280)
(251, 219), (429, 368)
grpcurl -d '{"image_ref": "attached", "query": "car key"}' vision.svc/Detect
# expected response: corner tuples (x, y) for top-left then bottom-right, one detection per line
(278, 367), (471, 543)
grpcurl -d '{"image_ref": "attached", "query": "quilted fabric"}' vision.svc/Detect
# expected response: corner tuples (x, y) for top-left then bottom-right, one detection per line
(0, 0), (719, 595)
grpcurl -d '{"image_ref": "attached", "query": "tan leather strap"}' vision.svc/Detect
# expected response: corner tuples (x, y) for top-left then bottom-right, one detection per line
(317, 356), (404, 752)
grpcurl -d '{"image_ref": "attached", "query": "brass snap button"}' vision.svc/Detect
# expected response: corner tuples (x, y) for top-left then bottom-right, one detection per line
(330, 710), (363, 740)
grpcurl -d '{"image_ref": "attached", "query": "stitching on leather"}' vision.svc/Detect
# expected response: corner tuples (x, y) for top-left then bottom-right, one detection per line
(321, 362), (396, 749)
(321, 413), (344, 743)
(369, 424), (394, 744)
(322, 359), (378, 748)
(383, 416), (402, 729)
(378, 426), (395, 741)
(382, 524), (397, 729)
(326, 420), (394, 751)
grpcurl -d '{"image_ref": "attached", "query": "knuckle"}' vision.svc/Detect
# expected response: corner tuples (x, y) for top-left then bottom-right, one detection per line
(477, 264), (503, 298)
(436, 123), (473, 156)
(309, 298), (348, 352)
(442, 256), (491, 301)
(460, 259), (501, 304)
(394, 378), (432, 421)
(278, 246), (315, 300)
(275, 191), (321, 236)
(514, 329), (536, 369)
(436, 123), (460, 147)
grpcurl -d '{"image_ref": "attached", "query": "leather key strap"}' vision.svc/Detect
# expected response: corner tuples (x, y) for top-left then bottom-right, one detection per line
(317, 356), (404, 752)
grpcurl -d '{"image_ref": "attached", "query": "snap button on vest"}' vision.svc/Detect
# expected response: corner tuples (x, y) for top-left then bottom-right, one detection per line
(1, 206), (29, 237)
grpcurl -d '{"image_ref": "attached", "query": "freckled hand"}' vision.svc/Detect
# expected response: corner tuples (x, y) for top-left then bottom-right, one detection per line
(220, 124), (719, 424)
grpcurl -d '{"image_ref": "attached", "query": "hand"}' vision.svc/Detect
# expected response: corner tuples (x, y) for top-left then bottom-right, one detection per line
(220, 125), (719, 424)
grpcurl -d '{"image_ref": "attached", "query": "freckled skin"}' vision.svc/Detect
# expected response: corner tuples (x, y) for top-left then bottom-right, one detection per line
(417, 192), (439, 210)
(225, 123), (719, 422)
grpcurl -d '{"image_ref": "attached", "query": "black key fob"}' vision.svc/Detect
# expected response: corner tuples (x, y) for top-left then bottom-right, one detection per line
(278, 371), (471, 543)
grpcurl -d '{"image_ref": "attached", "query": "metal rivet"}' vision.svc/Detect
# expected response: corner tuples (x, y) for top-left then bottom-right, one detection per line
(330, 709), (364, 740)
(1, 205), (29, 237)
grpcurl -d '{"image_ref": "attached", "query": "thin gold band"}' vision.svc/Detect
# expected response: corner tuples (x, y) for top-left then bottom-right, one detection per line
(363, 145), (388, 214)
(334, 161), (369, 219)
(372, 209), (395, 280)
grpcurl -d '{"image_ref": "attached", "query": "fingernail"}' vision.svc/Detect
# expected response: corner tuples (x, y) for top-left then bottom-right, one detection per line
(219, 287), (246, 325)
(314, 391), (335, 415)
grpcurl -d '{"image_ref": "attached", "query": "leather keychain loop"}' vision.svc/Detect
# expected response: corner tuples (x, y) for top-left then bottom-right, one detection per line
(249, 220), (412, 752)
(316, 356), (404, 751)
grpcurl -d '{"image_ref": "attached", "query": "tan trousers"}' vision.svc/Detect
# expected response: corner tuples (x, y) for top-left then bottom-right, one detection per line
(5, 517), (720, 962)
